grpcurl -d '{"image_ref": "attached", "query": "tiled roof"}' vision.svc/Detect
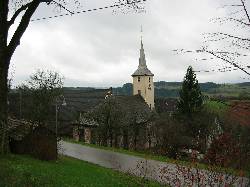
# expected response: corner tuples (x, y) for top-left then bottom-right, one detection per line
(132, 66), (154, 76)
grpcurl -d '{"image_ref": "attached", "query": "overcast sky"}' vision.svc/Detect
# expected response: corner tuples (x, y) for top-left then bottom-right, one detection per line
(9, 0), (250, 87)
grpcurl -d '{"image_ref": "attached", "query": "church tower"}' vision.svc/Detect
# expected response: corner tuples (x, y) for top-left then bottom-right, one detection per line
(132, 38), (154, 109)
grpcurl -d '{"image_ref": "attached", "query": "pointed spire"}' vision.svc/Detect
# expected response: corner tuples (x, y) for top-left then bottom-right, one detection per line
(140, 25), (143, 43)
(132, 27), (154, 77)
(140, 25), (144, 53)
(139, 26), (146, 68)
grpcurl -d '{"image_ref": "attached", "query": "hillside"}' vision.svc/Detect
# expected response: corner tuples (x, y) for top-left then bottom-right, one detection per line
(112, 82), (250, 98)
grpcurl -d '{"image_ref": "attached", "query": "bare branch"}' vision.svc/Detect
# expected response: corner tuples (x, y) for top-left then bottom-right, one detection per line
(241, 0), (250, 24)
(211, 17), (250, 27)
(203, 48), (250, 76)
(8, 2), (32, 27)
(7, 0), (40, 58)
(228, 9), (244, 16)
(227, 17), (250, 26)
(232, 40), (250, 50)
(205, 32), (250, 42)
(51, 0), (74, 15)
(174, 48), (250, 75)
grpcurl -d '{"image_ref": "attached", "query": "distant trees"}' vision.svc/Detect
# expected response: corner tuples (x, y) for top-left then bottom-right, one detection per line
(113, 83), (133, 96)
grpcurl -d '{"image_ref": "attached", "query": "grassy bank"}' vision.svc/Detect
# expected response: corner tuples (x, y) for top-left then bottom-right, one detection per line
(0, 154), (162, 187)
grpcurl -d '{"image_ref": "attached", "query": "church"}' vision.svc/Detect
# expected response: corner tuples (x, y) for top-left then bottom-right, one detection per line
(132, 38), (155, 110)
(70, 37), (155, 146)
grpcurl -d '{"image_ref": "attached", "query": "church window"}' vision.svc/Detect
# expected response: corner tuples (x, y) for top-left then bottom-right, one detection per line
(138, 90), (141, 95)
(148, 84), (151, 90)
(149, 77), (151, 82)
(138, 77), (140, 82)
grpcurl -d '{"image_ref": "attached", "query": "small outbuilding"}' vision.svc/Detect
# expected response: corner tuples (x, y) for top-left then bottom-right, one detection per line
(9, 118), (57, 160)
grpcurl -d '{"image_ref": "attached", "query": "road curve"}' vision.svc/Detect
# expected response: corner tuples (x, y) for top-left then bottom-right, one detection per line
(59, 140), (249, 187)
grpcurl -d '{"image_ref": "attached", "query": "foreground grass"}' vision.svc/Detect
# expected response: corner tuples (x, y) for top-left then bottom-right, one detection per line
(0, 154), (162, 187)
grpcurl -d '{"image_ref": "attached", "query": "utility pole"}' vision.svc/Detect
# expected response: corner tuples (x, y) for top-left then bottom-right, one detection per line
(55, 102), (58, 139)
(55, 96), (67, 140)
(19, 90), (22, 119)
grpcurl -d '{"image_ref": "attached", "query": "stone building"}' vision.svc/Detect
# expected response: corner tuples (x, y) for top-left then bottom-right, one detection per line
(132, 39), (154, 109)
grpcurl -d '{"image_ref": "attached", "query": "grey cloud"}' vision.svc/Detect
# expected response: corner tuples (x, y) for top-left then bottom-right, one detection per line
(10, 0), (250, 87)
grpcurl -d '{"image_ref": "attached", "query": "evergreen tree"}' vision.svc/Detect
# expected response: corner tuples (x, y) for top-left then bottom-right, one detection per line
(177, 66), (203, 117)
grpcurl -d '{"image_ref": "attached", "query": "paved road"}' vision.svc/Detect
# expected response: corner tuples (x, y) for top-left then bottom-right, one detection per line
(59, 141), (249, 187)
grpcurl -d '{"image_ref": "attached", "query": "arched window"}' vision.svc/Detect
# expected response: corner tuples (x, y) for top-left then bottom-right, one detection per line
(138, 77), (140, 82)
(148, 84), (151, 90)
(149, 77), (151, 82)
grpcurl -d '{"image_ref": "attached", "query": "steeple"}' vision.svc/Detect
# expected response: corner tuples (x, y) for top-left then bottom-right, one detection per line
(132, 27), (155, 109)
(132, 34), (153, 77)
(139, 26), (146, 68)
(139, 38), (147, 68)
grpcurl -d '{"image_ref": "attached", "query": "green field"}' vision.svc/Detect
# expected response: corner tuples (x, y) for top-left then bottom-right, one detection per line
(0, 154), (162, 187)
(203, 100), (229, 115)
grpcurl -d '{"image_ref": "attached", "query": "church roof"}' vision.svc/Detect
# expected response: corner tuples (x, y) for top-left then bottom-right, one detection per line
(132, 40), (154, 77)
(132, 67), (154, 77)
(89, 95), (152, 125)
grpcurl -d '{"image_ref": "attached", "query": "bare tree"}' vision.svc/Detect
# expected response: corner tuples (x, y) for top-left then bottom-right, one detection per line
(202, 0), (250, 75)
(174, 0), (250, 76)
(19, 69), (64, 126)
(0, 0), (146, 154)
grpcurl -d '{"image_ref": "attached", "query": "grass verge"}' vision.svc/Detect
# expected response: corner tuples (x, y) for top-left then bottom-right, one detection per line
(0, 154), (162, 187)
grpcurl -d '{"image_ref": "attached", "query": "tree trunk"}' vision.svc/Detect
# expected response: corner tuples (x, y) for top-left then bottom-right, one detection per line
(123, 130), (128, 150)
(114, 134), (118, 148)
(134, 126), (139, 150)
(102, 130), (108, 146)
(148, 132), (151, 149)
(110, 132), (113, 147)
(0, 0), (9, 154)
(0, 0), (40, 154)
(134, 135), (137, 150)
(0, 55), (10, 154)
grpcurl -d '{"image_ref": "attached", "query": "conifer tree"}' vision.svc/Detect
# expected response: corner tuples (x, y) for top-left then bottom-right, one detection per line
(177, 66), (203, 117)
